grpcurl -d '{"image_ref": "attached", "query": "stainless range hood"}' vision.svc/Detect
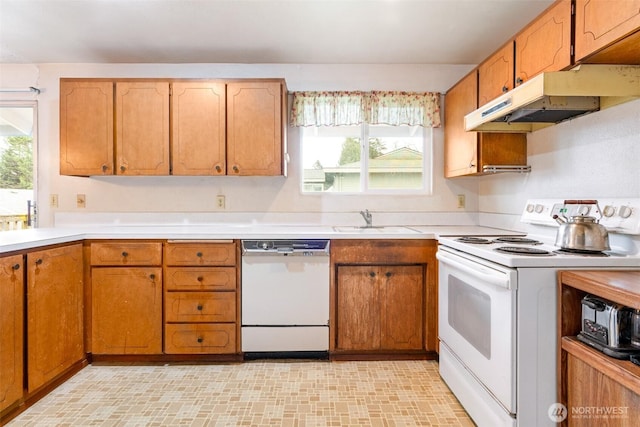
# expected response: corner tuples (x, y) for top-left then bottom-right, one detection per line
(465, 65), (640, 133)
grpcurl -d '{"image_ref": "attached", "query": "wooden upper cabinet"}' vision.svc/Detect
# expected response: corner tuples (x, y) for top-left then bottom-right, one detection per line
(575, 0), (640, 64)
(226, 81), (284, 176)
(445, 71), (479, 177)
(171, 82), (226, 175)
(0, 255), (24, 412)
(478, 42), (515, 106)
(515, 0), (572, 86)
(60, 80), (114, 176)
(444, 71), (527, 178)
(115, 81), (170, 175)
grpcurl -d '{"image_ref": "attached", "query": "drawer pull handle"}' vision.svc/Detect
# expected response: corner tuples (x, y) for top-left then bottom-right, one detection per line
(12, 263), (21, 270)
(121, 251), (128, 257)
(197, 337), (204, 343)
(35, 258), (43, 265)
(196, 252), (203, 258)
(197, 304), (203, 311)
(385, 271), (392, 278)
(149, 273), (156, 280)
(369, 271), (376, 278)
(197, 276), (204, 282)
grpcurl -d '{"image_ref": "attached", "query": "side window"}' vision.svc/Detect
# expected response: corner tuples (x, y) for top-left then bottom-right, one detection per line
(301, 124), (432, 194)
(0, 103), (37, 230)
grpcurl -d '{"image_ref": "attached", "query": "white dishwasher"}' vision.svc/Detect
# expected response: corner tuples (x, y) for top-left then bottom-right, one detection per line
(241, 239), (330, 358)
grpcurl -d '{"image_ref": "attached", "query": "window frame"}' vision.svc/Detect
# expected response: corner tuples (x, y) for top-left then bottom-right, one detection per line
(300, 123), (433, 196)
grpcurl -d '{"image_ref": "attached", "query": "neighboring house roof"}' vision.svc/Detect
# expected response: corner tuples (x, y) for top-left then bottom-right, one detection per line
(323, 147), (423, 174)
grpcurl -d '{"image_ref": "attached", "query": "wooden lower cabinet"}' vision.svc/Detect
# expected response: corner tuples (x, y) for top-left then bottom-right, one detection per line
(91, 267), (163, 354)
(0, 255), (24, 413)
(26, 244), (84, 392)
(163, 241), (239, 355)
(559, 270), (640, 427)
(336, 265), (423, 351)
(567, 353), (640, 427)
(331, 239), (436, 358)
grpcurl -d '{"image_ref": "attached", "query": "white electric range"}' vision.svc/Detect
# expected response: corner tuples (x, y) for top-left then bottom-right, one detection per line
(436, 199), (640, 427)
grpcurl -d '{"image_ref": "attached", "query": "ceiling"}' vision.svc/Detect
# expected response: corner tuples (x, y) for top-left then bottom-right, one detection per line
(1, 0), (554, 65)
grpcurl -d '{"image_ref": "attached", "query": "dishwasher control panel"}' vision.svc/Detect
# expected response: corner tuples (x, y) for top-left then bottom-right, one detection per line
(241, 239), (330, 255)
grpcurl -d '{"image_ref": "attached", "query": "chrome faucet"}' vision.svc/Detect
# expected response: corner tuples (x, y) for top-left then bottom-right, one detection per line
(360, 209), (373, 228)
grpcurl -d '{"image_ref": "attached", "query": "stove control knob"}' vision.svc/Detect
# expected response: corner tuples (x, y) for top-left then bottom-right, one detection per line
(619, 205), (633, 219)
(535, 204), (544, 213)
(602, 205), (616, 217)
(526, 204), (535, 213)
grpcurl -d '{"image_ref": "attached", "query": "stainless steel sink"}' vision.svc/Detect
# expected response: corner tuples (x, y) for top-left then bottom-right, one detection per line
(332, 226), (420, 234)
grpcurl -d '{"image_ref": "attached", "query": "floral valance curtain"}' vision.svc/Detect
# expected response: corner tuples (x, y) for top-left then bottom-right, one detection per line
(290, 90), (441, 128)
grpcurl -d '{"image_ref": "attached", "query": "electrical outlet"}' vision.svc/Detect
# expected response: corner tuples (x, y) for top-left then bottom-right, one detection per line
(457, 194), (465, 209)
(216, 195), (225, 209)
(50, 194), (59, 208)
(77, 194), (86, 208)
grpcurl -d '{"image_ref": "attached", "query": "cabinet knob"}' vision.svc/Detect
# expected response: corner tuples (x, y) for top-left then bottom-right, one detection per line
(120, 165), (126, 172)
(369, 271), (376, 278)
(232, 165), (239, 173)
(35, 258), (43, 265)
(197, 337), (204, 343)
(215, 165), (222, 173)
(102, 164), (109, 173)
(502, 86), (509, 93)
(516, 77), (523, 85)
(149, 273), (156, 280)
(196, 252), (203, 258)
(197, 276), (204, 282)
(122, 251), (128, 257)
(12, 263), (21, 270)
(197, 304), (203, 311)
(385, 271), (392, 278)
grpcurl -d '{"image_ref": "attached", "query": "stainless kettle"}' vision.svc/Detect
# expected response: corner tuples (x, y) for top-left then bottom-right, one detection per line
(553, 200), (610, 252)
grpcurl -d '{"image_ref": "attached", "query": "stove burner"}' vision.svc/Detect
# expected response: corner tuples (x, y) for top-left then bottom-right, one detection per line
(456, 237), (492, 244)
(494, 246), (553, 256)
(554, 248), (610, 257)
(492, 237), (542, 245)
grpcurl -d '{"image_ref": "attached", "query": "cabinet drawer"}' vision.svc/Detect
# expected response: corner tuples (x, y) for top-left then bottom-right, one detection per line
(165, 242), (236, 266)
(165, 292), (236, 322)
(91, 242), (162, 266)
(164, 323), (236, 354)
(165, 267), (236, 291)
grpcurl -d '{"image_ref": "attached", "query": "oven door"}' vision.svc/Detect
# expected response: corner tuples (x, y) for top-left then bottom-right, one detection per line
(437, 246), (517, 414)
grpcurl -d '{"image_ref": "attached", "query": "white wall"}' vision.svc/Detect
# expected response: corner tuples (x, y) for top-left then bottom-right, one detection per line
(4, 62), (636, 229)
(1, 63), (479, 227)
(478, 98), (640, 224)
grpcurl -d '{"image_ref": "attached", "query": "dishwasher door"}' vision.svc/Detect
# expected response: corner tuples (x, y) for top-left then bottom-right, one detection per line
(241, 253), (330, 354)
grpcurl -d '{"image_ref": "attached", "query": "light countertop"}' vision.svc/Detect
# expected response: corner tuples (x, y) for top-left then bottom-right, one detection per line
(0, 224), (520, 254)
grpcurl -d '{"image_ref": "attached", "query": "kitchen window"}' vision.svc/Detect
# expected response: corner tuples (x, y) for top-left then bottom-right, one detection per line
(291, 91), (440, 194)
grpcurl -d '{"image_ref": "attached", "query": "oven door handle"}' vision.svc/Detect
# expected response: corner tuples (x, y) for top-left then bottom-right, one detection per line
(436, 251), (513, 290)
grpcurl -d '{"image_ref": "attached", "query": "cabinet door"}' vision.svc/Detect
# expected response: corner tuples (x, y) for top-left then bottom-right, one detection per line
(381, 265), (423, 350)
(515, 0), (572, 85)
(444, 71), (479, 177)
(226, 81), (283, 176)
(115, 82), (170, 175)
(336, 266), (381, 350)
(92, 267), (162, 354)
(60, 80), (114, 176)
(171, 82), (226, 175)
(0, 255), (24, 412)
(478, 42), (514, 105)
(27, 244), (83, 392)
(575, 0), (640, 63)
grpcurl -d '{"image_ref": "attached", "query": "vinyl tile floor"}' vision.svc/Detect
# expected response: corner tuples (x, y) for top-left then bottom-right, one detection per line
(6, 360), (474, 426)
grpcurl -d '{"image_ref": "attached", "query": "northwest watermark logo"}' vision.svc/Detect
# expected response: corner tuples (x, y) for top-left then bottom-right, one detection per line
(548, 403), (568, 423)
(548, 403), (629, 423)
